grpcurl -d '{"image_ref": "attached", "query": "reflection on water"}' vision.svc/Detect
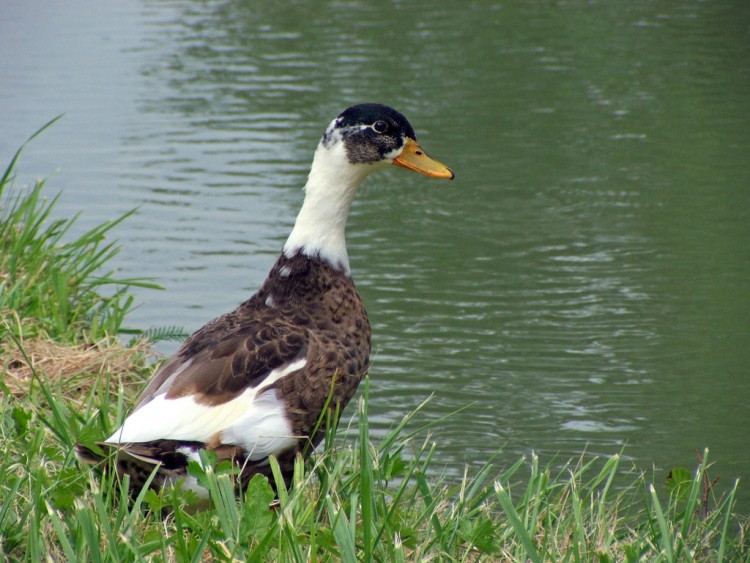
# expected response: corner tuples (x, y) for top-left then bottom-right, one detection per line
(2, 0), (749, 509)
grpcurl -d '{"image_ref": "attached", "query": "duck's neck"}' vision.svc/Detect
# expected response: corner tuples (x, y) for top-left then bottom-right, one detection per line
(283, 142), (378, 274)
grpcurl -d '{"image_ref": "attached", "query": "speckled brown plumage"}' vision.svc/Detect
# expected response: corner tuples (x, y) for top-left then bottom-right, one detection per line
(77, 251), (370, 492)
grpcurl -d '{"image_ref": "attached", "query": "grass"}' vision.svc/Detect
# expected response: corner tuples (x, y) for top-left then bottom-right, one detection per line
(1, 131), (749, 561)
(0, 118), (161, 345)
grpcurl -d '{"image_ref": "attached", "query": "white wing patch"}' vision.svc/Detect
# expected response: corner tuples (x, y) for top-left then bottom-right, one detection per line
(220, 389), (298, 460)
(106, 358), (306, 459)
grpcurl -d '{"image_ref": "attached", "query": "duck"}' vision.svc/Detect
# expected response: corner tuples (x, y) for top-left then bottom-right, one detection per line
(75, 103), (454, 496)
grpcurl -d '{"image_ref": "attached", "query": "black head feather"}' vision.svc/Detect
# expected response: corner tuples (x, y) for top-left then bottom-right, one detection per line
(321, 103), (418, 165)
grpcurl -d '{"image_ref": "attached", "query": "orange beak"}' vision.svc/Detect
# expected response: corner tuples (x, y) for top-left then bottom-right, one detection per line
(392, 138), (454, 179)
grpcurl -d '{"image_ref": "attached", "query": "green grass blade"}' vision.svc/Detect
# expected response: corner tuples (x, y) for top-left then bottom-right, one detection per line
(494, 481), (542, 563)
(327, 496), (357, 563)
(716, 479), (739, 563)
(0, 115), (63, 189)
(358, 384), (376, 562)
(45, 501), (78, 562)
(648, 483), (674, 561)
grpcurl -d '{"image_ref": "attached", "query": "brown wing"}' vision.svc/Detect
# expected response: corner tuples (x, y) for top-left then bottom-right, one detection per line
(133, 318), (308, 410)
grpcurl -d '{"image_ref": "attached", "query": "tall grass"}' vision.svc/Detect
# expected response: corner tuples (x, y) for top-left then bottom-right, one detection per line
(1, 132), (748, 561)
(2, 365), (748, 561)
(0, 118), (160, 344)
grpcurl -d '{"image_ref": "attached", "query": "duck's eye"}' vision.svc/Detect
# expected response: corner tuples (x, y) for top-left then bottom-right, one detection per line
(372, 120), (388, 134)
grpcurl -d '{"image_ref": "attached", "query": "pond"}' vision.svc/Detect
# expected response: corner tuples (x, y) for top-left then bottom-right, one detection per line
(2, 0), (749, 511)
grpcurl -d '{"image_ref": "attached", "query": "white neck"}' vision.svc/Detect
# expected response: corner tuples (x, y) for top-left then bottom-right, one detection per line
(283, 140), (383, 273)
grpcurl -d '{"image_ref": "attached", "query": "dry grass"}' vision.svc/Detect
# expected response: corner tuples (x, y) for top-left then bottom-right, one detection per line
(1, 330), (153, 402)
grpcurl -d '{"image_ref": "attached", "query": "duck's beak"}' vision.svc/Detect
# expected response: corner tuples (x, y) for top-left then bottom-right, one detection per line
(393, 138), (454, 179)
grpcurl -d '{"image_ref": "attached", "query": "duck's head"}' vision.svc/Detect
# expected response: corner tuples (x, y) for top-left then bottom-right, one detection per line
(319, 103), (454, 180)
(284, 103), (453, 272)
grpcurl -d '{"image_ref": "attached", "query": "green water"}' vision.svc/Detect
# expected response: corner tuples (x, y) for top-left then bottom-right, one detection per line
(2, 0), (748, 508)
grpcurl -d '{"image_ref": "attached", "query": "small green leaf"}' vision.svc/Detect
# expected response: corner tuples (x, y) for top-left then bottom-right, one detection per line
(382, 451), (406, 481)
(241, 474), (276, 540)
(666, 467), (692, 500)
(11, 406), (31, 435)
(50, 488), (77, 511)
(398, 526), (418, 550)
(144, 489), (165, 512)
